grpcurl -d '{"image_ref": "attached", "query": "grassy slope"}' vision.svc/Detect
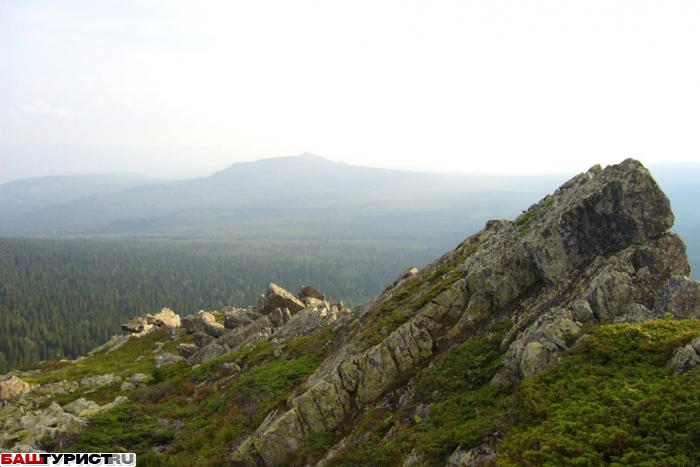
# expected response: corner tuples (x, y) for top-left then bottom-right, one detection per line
(22, 314), (700, 467)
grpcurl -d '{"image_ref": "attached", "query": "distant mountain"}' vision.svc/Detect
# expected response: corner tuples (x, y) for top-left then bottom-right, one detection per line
(1, 156), (697, 276)
(0, 173), (164, 216)
(0, 154), (564, 249)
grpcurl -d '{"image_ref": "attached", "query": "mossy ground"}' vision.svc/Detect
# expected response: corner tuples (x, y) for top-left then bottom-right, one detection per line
(23, 306), (700, 467)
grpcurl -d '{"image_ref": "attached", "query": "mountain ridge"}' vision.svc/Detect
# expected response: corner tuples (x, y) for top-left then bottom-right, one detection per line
(2, 158), (700, 465)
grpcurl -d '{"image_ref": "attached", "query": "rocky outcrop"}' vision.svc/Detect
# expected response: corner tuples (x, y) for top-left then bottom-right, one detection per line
(652, 275), (700, 319)
(257, 284), (305, 315)
(231, 159), (696, 466)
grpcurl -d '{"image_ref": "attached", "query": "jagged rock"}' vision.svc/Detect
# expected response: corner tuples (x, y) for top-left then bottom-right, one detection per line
(652, 276), (700, 319)
(189, 342), (225, 365)
(268, 308), (292, 328)
(154, 342), (165, 352)
(177, 343), (198, 358)
(224, 309), (263, 329)
(299, 285), (326, 301)
(232, 159), (691, 465)
(181, 310), (217, 334)
(0, 377), (31, 401)
(155, 352), (186, 368)
(121, 316), (153, 336)
(257, 284), (305, 315)
(147, 307), (181, 328)
(80, 374), (121, 388)
(274, 303), (350, 340)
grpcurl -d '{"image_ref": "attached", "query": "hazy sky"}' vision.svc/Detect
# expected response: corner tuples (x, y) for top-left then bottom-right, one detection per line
(1, 1), (699, 183)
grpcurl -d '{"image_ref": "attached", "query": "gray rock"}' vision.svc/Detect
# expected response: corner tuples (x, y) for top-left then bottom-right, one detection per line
(653, 276), (700, 319)
(189, 343), (225, 365)
(257, 284), (305, 315)
(129, 373), (152, 385)
(224, 309), (263, 329)
(177, 343), (198, 358)
(155, 353), (186, 368)
(181, 310), (217, 334)
(299, 285), (326, 301)
(80, 374), (121, 388)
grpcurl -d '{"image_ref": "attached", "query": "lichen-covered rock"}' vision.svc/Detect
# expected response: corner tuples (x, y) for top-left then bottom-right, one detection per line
(224, 309), (263, 329)
(0, 377), (31, 401)
(80, 374), (121, 388)
(653, 276), (700, 319)
(257, 284), (305, 315)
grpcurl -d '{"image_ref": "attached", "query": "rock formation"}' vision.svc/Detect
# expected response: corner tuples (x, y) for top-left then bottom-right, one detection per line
(230, 159), (698, 465)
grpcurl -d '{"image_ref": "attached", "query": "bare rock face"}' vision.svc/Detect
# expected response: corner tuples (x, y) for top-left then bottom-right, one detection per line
(231, 159), (693, 466)
(652, 276), (700, 319)
(257, 284), (305, 316)
(0, 376), (31, 401)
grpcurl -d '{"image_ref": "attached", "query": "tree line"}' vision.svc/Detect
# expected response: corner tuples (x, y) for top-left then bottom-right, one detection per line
(0, 237), (437, 373)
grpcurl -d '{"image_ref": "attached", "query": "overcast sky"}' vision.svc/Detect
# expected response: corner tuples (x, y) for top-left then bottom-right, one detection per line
(1, 1), (699, 183)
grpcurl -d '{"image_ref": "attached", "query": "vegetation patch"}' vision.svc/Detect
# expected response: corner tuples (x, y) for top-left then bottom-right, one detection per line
(497, 319), (700, 466)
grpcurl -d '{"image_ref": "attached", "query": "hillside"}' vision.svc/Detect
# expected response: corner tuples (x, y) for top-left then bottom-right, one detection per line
(2, 159), (700, 466)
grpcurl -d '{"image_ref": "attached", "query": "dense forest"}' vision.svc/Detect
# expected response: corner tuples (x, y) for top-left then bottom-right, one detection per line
(0, 237), (437, 373)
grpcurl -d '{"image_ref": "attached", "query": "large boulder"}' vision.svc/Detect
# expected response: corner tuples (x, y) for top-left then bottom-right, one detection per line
(0, 376), (31, 401)
(224, 309), (264, 330)
(147, 307), (181, 328)
(121, 316), (153, 336)
(299, 285), (326, 301)
(257, 284), (305, 315)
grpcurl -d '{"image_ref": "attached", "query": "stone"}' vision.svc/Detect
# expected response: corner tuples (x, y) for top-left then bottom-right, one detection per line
(0, 377), (31, 401)
(148, 307), (181, 328)
(299, 285), (326, 301)
(129, 373), (152, 385)
(224, 309), (263, 330)
(177, 343), (198, 358)
(80, 374), (121, 388)
(257, 283), (305, 315)
(181, 310), (217, 334)
(653, 276), (700, 319)
(155, 353), (186, 368)
(189, 343), (225, 365)
(120, 316), (153, 336)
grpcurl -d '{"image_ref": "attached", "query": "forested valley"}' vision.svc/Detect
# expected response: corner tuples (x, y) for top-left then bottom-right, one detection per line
(0, 237), (437, 373)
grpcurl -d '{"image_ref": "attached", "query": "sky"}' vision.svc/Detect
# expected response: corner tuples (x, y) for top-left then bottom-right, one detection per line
(1, 1), (699, 183)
